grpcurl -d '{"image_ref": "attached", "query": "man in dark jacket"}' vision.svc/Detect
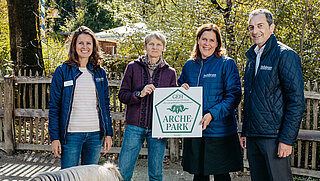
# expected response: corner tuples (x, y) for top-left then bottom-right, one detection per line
(240, 9), (305, 181)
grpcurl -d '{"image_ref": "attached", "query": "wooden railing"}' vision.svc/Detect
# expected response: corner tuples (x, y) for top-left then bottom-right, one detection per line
(0, 71), (319, 178)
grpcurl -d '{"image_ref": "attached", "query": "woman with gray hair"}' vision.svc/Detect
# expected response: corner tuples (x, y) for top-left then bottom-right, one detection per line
(118, 32), (177, 181)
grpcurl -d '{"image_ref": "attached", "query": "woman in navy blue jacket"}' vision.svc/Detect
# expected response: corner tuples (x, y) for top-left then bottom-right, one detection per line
(178, 23), (243, 181)
(48, 26), (113, 169)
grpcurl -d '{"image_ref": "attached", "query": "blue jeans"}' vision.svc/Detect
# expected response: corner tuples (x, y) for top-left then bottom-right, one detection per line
(61, 131), (103, 169)
(119, 125), (167, 181)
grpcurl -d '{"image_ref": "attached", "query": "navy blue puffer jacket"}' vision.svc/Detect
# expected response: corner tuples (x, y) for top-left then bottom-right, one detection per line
(178, 54), (241, 137)
(242, 34), (305, 145)
(48, 63), (113, 144)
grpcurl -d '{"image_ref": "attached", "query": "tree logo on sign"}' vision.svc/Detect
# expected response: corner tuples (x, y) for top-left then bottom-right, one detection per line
(167, 105), (188, 114)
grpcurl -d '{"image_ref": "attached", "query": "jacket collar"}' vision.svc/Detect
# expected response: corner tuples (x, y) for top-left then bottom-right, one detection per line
(246, 34), (277, 60)
(135, 55), (169, 69)
(87, 63), (94, 70)
(69, 63), (95, 76)
(193, 53), (217, 64)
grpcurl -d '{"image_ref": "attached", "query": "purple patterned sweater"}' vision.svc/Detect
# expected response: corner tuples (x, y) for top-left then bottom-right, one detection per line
(118, 56), (177, 129)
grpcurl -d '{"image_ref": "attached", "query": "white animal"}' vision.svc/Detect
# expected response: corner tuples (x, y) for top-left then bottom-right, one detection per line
(28, 163), (122, 181)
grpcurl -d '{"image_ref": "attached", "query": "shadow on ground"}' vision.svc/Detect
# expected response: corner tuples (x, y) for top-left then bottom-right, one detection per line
(0, 151), (250, 181)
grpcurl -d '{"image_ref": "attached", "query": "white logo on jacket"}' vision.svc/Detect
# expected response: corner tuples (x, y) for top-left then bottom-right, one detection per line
(260, 65), (272, 71)
(95, 78), (105, 82)
(203, 74), (216, 78)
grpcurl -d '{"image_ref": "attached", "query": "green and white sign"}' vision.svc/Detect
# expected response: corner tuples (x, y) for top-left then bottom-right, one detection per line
(152, 87), (202, 138)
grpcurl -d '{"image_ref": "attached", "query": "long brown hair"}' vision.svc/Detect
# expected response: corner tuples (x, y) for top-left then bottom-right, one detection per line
(64, 26), (102, 71)
(190, 23), (225, 60)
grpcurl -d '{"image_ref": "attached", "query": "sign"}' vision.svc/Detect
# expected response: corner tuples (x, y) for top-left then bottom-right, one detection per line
(152, 87), (202, 138)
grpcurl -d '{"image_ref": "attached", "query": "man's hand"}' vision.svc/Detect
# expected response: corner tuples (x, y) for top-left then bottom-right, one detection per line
(240, 137), (246, 150)
(278, 142), (292, 158)
(52, 140), (61, 158)
(103, 136), (113, 155)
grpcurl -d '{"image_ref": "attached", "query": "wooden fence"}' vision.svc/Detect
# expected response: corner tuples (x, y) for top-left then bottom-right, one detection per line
(0, 71), (319, 178)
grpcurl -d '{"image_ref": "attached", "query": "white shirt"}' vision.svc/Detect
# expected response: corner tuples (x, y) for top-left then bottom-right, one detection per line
(254, 45), (265, 76)
(68, 67), (100, 132)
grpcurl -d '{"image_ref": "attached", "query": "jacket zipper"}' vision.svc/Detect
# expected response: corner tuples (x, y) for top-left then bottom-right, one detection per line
(64, 71), (82, 141)
(91, 70), (107, 136)
(146, 67), (154, 129)
(144, 65), (159, 129)
(197, 60), (204, 86)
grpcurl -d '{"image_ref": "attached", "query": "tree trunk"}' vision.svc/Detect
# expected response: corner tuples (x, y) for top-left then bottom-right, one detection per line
(6, 0), (44, 76)
(210, 0), (235, 60)
(6, 0), (17, 67)
(300, 0), (309, 61)
(224, 10), (236, 60)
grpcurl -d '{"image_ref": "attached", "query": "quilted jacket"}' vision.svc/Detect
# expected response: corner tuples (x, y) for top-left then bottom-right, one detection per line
(242, 34), (305, 145)
(178, 54), (241, 137)
(48, 63), (113, 144)
(118, 56), (177, 129)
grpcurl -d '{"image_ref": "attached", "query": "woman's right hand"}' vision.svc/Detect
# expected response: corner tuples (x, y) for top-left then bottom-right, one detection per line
(141, 84), (156, 97)
(181, 83), (190, 90)
(52, 140), (62, 158)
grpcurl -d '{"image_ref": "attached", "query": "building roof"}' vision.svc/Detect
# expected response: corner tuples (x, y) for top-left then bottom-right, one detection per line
(95, 22), (147, 42)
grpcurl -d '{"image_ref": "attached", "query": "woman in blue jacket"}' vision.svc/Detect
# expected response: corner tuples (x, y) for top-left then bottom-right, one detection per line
(178, 23), (243, 181)
(48, 26), (113, 169)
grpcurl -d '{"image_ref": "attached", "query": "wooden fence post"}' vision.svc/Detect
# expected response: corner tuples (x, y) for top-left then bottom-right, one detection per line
(169, 138), (179, 162)
(3, 75), (14, 155)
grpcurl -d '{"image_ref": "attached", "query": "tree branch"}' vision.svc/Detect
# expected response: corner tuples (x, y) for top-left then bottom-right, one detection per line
(210, 0), (226, 13)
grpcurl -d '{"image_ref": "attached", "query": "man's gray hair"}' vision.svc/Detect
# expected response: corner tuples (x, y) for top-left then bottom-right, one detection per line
(249, 9), (274, 25)
(144, 32), (166, 48)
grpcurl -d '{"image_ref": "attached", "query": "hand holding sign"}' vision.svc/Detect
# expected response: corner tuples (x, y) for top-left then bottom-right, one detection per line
(181, 83), (190, 90)
(141, 84), (155, 97)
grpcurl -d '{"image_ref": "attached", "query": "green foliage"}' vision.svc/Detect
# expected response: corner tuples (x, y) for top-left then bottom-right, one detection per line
(103, 55), (132, 72)
(108, 0), (320, 83)
(42, 35), (68, 75)
(60, 7), (86, 32)
(294, 176), (319, 181)
(148, 0), (223, 71)
(83, 0), (121, 32)
(273, 0), (320, 82)
(48, 0), (78, 32)
(0, 0), (13, 74)
(55, 0), (121, 33)
(2, 0), (320, 82)
(109, 0), (224, 73)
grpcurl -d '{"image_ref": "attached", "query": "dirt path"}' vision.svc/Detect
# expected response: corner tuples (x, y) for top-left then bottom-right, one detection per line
(0, 151), (60, 181)
(0, 151), (250, 181)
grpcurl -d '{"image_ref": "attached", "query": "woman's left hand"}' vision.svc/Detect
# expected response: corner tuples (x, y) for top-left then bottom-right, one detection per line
(181, 83), (190, 90)
(200, 113), (213, 130)
(103, 136), (112, 155)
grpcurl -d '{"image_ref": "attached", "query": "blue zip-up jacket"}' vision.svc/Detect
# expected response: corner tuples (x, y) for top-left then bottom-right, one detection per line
(242, 34), (305, 145)
(178, 54), (241, 137)
(48, 63), (113, 144)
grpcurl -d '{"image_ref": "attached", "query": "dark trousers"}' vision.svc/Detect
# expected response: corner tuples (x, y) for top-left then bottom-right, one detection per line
(246, 137), (293, 181)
